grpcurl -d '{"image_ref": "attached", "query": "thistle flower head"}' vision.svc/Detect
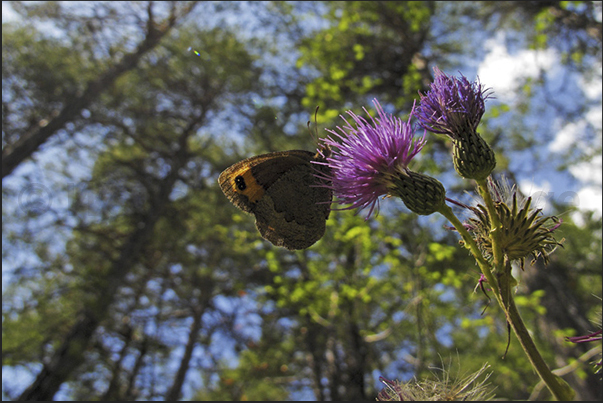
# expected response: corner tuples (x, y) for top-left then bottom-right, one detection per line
(463, 177), (564, 270)
(315, 99), (445, 217)
(415, 67), (492, 139)
(566, 305), (602, 374)
(415, 67), (496, 180)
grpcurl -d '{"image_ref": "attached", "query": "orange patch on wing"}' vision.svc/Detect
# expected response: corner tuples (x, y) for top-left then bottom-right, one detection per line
(231, 167), (265, 203)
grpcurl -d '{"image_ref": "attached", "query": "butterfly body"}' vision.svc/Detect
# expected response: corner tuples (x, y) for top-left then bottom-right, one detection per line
(219, 149), (332, 250)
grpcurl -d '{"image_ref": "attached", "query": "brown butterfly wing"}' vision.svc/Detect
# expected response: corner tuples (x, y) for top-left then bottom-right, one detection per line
(219, 150), (316, 213)
(254, 161), (331, 249)
(218, 150), (332, 249)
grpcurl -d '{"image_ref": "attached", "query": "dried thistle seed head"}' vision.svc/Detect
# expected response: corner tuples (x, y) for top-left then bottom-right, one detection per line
(463, 178), (564, 269)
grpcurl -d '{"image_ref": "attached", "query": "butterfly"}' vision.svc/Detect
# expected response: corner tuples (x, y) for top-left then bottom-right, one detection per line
(219, 145), (332, 250)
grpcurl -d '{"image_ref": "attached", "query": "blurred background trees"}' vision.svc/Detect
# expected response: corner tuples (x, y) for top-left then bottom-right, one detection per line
(3, 1), (601, 400)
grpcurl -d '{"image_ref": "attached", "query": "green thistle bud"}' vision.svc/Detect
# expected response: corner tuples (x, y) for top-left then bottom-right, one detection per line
(389, 170), (446, 216)
(452, 132), (496, 180)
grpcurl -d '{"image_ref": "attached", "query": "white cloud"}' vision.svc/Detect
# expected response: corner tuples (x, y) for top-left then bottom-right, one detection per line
(517, 178), (552, 211)
(477, 36), (556, 100)
(574, 185), (602, 214)
(569, 154), (602, 218)
(579, 66), (603, 100)
(2, 2), (19, 23)
(549, 121), (586, 153)
(570, 154), (602, 184)
(517, 155), (602, 219)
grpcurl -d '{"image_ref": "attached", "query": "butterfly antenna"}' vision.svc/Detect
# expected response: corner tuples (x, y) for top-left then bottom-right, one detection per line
(307, 106), (320, 143)
(314, 105), (320, 138)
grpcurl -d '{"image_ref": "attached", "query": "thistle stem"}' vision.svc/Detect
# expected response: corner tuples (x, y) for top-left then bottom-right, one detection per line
(437, 204), (500, 299)
(500, 260), (575, 401)
(475, 178), (504, 273)
(439, 198), (575, 401)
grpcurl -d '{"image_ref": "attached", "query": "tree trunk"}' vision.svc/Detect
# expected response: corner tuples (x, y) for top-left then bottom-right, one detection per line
(2, 2), (197, 179)
(18, 126), (194, 401)
(165, 278), (212, 401)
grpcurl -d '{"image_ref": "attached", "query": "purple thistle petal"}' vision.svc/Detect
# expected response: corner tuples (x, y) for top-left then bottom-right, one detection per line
(415, 67), (493, 140)
(314, 99), (426, 218)
(566, 329), (602, 344)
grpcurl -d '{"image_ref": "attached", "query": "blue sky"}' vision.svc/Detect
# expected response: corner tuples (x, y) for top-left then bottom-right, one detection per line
(477, 33), (602, 220)
(3, 1), (601, 400)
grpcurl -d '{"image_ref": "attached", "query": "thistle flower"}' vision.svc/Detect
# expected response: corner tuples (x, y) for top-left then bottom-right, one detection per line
(314, 99), (445, 217)
(565, 306), (602, 374)
(415, 67), (496, 180)
(565, 330), (602, 344)
(566, 329), (603, 373)
(377, 363), (494, 401)
(462, 177), (564, 270)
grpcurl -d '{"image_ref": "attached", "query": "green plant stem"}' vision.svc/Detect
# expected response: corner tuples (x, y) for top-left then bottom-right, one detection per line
(500, 259), (575, 401)
(475, 178), (504, 273)
(438, 202), (576, 401)
(437, 204), (500, 299)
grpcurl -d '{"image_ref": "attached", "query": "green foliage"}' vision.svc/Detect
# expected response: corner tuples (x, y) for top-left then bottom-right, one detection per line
(2, 24), (96, 146)
(2, 1), (601, 401)
(296, 1), (435, 118)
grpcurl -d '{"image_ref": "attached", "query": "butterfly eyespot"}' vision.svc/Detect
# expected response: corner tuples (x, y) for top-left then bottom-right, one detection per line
(235, 176), (247, 191)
